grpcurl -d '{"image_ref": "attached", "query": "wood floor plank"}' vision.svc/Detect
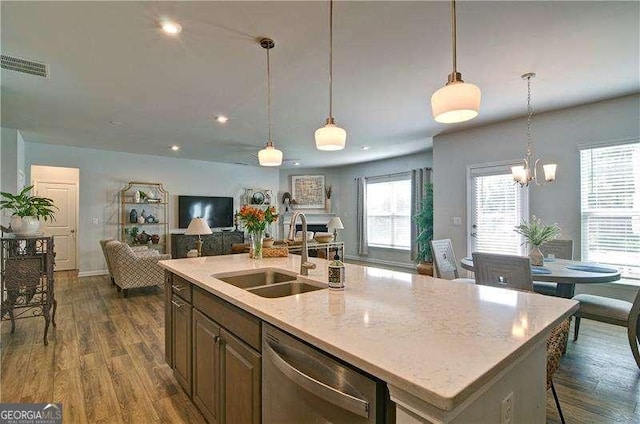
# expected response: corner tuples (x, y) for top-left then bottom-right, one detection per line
(0, 345), (31, 402)
(80, 365), (120, 422)
(53, 366), (88, 423)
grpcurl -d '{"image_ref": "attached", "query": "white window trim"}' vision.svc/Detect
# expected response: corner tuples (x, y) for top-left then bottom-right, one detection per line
(466, 160), (530, 256)
(366, 172), (411, 251)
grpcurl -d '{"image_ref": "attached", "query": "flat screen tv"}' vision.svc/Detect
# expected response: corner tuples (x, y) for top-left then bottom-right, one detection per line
(178, 196), (234, 229)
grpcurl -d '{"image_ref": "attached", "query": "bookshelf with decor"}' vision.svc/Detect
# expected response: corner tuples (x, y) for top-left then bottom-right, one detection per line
(119, 182), (169, 254)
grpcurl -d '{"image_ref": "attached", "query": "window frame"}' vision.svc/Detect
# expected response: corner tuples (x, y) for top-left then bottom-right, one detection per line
(365, 173), (412, 251)
(466, 161), (529, 257)
(579, 140), (640, 278)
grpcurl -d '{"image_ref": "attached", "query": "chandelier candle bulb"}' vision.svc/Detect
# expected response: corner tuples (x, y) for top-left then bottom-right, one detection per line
(543, 164), (557, 182)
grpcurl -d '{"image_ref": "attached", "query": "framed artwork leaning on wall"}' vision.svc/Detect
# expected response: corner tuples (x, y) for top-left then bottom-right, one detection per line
(291, 175), (325, 209)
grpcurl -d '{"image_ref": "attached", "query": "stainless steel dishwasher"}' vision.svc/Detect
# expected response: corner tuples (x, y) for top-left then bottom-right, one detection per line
(263, 323), (391, 424)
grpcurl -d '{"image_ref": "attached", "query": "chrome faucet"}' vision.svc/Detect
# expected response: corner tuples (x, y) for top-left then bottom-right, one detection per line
(288, 211), (317, 276)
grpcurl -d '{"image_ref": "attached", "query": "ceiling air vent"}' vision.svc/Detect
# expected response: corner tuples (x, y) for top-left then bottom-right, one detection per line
(1, 54), (48, 78)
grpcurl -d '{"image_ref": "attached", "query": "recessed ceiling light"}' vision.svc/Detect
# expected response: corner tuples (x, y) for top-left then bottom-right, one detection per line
(215, 115), (229, 124)
(160, 20), (182, 35)
(170, 145), (180, 151)
(361, 146), (370, 151)
(109, 120), (123, 126)
(293, 162), (301, 166)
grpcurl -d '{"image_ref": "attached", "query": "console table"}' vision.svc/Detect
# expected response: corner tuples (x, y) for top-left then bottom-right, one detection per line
(1, 235), (57, 345)
(171, 231), (244, 258)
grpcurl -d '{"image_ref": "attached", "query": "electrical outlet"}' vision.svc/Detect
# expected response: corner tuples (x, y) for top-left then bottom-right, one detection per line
(92, 217), (99, 225)
(501, 392), (514, 424)
(452, 216), (462, 226)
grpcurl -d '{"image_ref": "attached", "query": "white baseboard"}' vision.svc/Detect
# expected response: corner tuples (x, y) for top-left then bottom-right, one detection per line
(78, 269), (109, 278)
(344, 255), (415, 271)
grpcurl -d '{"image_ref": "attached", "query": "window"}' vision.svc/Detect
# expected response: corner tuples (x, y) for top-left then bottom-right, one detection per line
(366, 176), (411, 250)
(580, 142), (640, 277)
(468, 165), (528, 256)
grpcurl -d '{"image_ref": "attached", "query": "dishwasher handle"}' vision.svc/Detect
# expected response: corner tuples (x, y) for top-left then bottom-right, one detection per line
(265, 341), (370, 419)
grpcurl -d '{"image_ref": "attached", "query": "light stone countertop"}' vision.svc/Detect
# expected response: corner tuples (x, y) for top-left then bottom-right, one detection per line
(159, 254), (578, 412)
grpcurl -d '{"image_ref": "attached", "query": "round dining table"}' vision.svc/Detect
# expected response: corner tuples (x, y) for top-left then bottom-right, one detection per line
(459, 257), (621, 298)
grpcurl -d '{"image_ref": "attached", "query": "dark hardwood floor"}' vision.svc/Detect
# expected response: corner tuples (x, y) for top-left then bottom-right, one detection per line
(1, 272), (638, 423)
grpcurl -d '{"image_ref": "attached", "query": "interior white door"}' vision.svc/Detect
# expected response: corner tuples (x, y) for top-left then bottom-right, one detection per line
(35, 181), (77, 271)
(467, 164), (528, 256)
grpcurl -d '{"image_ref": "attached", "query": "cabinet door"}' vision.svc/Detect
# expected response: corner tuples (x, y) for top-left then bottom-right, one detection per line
(165, 273), (173, 367)
(172, 294), (192, 396)
(222, 232), (244, 254)
(192, 310), (222, 424)
(222, 329), (261, 424)
(202, 233), (223, 256)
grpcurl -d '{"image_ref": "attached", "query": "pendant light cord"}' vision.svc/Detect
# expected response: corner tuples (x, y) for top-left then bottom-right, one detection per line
(266, 47), (272, 145)
(451, 0), (457, 74)
(526, 74), (533, 159)
(328, 0), (334, 120)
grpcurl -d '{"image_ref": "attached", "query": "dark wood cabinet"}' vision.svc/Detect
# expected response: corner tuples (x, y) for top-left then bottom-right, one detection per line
(171, 232), (244, 258)
(172, 294), (192, 396)
(193, 310), (222, 424)
(164, 273), (173, 367)
(166, 272), (261, 423)
(222, 329), (261, 424)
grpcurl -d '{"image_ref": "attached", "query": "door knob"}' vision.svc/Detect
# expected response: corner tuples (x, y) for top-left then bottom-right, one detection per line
(70, 229), (76, 233)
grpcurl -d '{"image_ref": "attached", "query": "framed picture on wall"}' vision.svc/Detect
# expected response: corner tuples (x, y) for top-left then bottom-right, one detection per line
(291, 175), (325, 209)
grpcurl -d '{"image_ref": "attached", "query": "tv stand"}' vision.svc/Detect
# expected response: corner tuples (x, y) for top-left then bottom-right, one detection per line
(171, 231), (244, 258)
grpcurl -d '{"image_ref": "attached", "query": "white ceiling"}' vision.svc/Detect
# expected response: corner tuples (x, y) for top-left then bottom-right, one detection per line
(1, 1), (638, 168)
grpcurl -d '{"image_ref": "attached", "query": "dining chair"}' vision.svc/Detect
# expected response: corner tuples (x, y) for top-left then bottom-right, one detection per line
(572, 289), (640, 368)
(430, 239), (475, 283)
(471, 252), (533, 291)
(472, 252), (569, 421)
(534, 240), (574, 296)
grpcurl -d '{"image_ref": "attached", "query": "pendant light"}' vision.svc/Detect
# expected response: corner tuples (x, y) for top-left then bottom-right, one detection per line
(511, 73), (557, 187)
(315, 0), (346, 151)
(431, 0), (481, 124)
(258, 38), (283, 167)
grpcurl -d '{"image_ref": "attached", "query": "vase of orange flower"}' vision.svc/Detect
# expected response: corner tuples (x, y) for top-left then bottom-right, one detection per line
(237, 205), (278, 259)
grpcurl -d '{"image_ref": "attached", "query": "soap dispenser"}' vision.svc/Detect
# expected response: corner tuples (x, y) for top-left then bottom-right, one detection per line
(328, 252), (345, 290)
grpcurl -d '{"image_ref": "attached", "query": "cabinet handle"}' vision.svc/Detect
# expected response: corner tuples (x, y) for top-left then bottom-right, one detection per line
(171, 300), (183, 308)
(214, 335), (221, 343)
(172, 284), (183, 292)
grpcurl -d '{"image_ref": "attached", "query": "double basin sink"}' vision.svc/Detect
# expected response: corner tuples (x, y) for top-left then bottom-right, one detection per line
(213, 269), (326, 298)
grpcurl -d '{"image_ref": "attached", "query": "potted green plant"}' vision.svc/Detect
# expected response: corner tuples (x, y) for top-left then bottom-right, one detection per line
(514, 215), (561, 266)
(413, 183), (434, 275)
(0, 185), (57, 235)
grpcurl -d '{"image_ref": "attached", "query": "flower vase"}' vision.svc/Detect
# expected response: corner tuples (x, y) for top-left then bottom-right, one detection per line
(529, 246), (544, 266)
(325, 199), (332, 213)
(250, 231), (264, 259)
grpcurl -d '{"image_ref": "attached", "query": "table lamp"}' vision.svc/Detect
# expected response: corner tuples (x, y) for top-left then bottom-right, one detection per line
(185, 217), (212, 257)
(327, 217), (344, 242)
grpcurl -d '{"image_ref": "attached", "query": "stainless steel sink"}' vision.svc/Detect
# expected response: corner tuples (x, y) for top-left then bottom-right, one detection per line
(247, 281), (326, 298)
(215, 269), (298, 289)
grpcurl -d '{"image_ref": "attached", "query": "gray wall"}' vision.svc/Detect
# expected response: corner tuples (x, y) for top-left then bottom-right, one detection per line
(433, 94), (640, 264)
(25, 142), (279, 274)
(280, 151), (433, 268)
(1, 127), (26, 226)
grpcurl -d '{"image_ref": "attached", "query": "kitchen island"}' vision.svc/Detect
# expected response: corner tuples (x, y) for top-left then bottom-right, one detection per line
(160, 254), (578, 423)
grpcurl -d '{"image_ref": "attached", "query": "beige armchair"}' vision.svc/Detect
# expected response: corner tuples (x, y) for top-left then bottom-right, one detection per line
(100, 239), (158, 285)
(105, 240), (170, 297)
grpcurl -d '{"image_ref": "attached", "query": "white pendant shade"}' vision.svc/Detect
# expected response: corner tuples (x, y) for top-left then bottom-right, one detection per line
(185, 217), (213, 235)
(315, 123), (346, 151)
(431, 81), (481, 124)
(258, 144), (283, 166)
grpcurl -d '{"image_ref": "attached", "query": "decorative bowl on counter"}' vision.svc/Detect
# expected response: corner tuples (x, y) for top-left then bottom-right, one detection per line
(314, 232), (334, 243)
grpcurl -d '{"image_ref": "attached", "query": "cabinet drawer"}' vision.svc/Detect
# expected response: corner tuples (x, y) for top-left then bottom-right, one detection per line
(172, 275), (192, 303)
(193, 287), (261, 351)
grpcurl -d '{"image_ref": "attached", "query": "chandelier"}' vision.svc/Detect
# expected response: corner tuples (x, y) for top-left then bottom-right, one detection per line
(511, 73), (556, 187)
